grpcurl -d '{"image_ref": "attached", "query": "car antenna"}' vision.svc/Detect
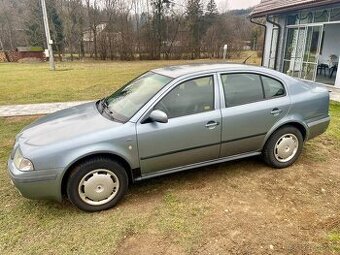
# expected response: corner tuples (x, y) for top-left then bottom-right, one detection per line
(242, 54), (253, 64)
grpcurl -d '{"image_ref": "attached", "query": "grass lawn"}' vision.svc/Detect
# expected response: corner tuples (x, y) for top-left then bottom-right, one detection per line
(0, 52), (260, 106)
(0, 102), (339, 254)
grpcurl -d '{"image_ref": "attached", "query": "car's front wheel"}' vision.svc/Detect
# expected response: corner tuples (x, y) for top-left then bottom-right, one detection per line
(263, 126), (304, 169)
(66, 157), (128, 212)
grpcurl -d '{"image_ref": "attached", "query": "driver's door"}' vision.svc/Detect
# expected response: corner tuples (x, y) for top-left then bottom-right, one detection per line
(136, 74), (222, 176)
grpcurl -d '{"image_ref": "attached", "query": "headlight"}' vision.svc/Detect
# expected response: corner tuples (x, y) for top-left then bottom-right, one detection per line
(13, 148), (34, 172)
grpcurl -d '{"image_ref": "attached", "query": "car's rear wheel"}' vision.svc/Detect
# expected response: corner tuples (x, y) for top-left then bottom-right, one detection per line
(66, 157), (128, 212)
(263, 126), (304, 168)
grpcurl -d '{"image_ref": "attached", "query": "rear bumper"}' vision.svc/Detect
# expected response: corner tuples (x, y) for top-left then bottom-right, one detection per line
(307, 116), (330, 140)
(7, 159), (63, 202)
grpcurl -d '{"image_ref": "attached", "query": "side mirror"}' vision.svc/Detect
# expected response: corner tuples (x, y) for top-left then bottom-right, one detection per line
(149, 110), (168, 123)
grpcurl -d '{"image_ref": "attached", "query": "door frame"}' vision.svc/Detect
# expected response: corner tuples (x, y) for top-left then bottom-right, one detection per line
(135, 72), (222, 124)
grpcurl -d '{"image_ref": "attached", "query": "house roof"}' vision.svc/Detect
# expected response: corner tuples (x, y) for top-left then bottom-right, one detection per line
(250, 0), (340, 18)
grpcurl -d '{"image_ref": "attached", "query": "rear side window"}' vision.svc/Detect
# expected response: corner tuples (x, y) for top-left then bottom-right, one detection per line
(221, 74), (264, 107)
(262, 76), (285, 98)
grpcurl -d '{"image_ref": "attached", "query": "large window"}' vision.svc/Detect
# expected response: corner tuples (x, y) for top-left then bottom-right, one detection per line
(286, 7), (340, 25)
(300, 11), (313, 24)
(283, 25), (323, 81)
(330, 7), (340, 21)
(221, 74), (285, 107)
(314, 10), (329, 23)
(154, 76), (214, 118)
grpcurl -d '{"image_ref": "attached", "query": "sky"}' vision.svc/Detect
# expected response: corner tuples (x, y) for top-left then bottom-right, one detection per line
(216, 0), (261, 11)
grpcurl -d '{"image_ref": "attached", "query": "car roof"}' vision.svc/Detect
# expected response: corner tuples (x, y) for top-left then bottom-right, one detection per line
(152, 63), (277, 78)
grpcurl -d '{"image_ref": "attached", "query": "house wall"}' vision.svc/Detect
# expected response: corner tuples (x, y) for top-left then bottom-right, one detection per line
(19, 52), (44, 59)
(320, 24), (340, 64)
(337, 63), (340, 87)
(263, 21), (273, 68)
(263, 16), (286, 71)
(323, 24), (340, 87)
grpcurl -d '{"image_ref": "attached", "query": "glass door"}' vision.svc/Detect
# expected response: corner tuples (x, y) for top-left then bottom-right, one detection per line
(301, 25), (323, 81)
(283, 27), (306, 77)
(283, 25), (323, 81)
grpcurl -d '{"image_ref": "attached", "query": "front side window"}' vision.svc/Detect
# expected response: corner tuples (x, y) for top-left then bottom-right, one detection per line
(154, 76), (214, 119)
(105, 72), (172, 122)
(221, 74), (264, 107)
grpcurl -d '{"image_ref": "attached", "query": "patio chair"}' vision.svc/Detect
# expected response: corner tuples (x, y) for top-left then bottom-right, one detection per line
(317, 63), (329, 76)
(329, 64), (338, 78)
(329, 55), (338, 78)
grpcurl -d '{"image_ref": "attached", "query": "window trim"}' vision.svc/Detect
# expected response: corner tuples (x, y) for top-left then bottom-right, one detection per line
(218, 72), (287, 108)
(138, 73), (218, 123)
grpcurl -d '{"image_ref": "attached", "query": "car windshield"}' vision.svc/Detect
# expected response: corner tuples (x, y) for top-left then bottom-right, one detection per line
(105, 72), (172, 122)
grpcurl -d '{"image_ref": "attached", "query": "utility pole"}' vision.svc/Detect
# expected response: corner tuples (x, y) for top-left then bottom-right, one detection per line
(41, 0), (55, 71)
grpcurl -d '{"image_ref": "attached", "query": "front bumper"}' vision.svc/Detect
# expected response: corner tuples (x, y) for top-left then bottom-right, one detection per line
(7, 159), (64, 202)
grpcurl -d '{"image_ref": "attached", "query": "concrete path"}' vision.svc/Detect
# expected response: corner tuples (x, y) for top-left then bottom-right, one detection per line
(329, 87), (340, 102)
(0, 86), (339, 117)
(0, 101), (92, 117)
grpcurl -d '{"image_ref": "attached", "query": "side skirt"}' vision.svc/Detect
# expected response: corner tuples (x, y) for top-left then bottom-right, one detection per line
(134, 151), (262, 181)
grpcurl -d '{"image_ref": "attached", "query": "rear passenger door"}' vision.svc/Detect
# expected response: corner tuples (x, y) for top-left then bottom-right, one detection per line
(218, 72), (290, 157)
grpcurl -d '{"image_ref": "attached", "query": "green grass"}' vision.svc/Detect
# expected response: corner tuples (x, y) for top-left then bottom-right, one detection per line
(304, 102), (340, 162)
(328, 232), (340, 252)
(328, 102), (340, 141)
(0, 53), (260, 106)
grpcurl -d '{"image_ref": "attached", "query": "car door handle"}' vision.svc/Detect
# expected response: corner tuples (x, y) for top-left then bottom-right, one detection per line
(271, 108), (283, 115)
(205, 121), (220, 129)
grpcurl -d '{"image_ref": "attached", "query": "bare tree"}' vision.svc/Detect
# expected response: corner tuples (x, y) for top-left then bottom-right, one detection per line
(186, 0), (204, 59)
(0, 0), (22, 50)
(86, 0), (101, 59)
(0, 0), (262, 61)
(59, 0), (83, 60)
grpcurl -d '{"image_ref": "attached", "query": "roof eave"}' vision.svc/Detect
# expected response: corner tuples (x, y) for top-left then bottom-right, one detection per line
(250, 0), (340, 18)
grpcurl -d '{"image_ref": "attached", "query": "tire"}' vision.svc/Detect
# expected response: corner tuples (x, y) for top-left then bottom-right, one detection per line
(66, 157), (128, 212)
(263, 126), (304, 169)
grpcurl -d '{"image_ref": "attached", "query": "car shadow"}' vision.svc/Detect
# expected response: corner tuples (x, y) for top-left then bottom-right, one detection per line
(23, 155), (271, 214)
(128, 155), (267, 195)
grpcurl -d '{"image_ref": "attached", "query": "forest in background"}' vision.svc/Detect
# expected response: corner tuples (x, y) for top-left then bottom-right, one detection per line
(0, 0), (264, 61)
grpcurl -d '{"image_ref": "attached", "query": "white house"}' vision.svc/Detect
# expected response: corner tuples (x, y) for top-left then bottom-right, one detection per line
(250, 0), (340, 88)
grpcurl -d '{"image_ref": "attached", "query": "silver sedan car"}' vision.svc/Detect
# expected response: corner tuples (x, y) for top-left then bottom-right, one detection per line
(8, 64), (330, 212)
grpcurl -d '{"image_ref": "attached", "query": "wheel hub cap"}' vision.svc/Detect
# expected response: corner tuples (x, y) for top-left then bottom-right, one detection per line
(78, 169), (119, 206)
(274, 134), (299, 163)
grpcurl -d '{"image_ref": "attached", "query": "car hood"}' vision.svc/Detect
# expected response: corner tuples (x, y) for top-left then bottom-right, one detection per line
(17, 102), (121, 146)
